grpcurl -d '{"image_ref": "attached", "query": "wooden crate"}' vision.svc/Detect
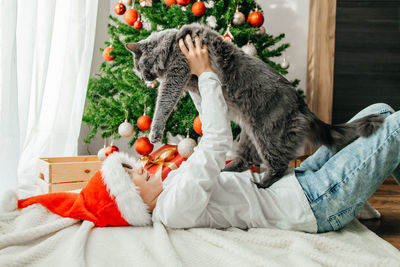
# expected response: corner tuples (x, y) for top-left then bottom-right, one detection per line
(36, 155), (102, 193)
(288, 155), (309, 168)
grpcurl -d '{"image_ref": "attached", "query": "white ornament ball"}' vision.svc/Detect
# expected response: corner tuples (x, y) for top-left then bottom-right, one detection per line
(178, 137), (197, 158)
(97, 147), (106, 161)
(241, 43), (257, 56)
(118, 120), (134, 137)
(232, 11), (245, 26)
(281, 58), (290, 69)
(255, 26), (266, 36)
(122, 0), (132, 5)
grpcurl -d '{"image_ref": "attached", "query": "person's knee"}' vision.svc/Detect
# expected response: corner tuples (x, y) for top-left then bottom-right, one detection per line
(349, 103), (394, 122)
(366, 103), (395, 115)
(385, 110), (400, 127)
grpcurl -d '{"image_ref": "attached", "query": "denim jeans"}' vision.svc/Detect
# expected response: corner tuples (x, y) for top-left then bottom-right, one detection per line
(295, 103), (400, 232)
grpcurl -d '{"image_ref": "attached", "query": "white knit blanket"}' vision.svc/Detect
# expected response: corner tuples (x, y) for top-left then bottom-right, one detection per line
(0, 204), (399, 267)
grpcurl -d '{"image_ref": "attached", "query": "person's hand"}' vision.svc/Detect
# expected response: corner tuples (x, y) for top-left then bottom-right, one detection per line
(179, 34), (214, 77)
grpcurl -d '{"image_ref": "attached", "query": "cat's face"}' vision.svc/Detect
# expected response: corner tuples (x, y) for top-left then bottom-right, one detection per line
(125, 41), (157, 81)
(125, 30), (178, 82)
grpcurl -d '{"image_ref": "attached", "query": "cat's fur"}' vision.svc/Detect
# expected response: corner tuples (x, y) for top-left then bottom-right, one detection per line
(126, 23), (384, 188)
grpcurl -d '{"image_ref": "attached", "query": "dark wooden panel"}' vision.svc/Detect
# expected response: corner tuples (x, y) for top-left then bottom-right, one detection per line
(332, 0), (400, 123)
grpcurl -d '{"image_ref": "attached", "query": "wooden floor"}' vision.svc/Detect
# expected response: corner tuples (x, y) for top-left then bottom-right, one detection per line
(359, 177), (400, 250)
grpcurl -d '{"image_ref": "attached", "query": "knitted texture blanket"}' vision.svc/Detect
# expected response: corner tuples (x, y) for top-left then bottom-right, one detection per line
(0, 204), (399, 267)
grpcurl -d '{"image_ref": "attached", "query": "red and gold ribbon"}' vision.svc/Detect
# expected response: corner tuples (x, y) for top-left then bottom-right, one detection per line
(139, 146), (178, 178)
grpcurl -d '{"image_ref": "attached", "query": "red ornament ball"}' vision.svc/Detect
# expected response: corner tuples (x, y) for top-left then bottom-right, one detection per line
(177, 0), (190, 6)
(134, 137), (154, 156)
(192, 1), (206, 17)
(134, 20), (143, 29)
(193, 115), (203, 135)
(114, 2), (126, 15)
(124, 8), (139, 26)
(164, 0), (176, 6)
(248, 11), (264, 27)
(137, 114), (152, 131)
(105, 145), (119, 157)
(102, 47), (115, 61)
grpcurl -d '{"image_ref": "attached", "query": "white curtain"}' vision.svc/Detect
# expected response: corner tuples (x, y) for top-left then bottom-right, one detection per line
(0, 0), (98, 190)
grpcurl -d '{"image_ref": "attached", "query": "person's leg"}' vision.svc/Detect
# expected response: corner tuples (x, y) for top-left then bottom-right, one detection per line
(296, 109), (400, 232)
(297, 103), (395, 172)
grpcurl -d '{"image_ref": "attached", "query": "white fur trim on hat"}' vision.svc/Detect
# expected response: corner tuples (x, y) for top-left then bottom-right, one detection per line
(101, 152), (152, 226)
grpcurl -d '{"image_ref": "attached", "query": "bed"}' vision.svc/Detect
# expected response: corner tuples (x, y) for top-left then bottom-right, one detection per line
(1, 193), (399, 267)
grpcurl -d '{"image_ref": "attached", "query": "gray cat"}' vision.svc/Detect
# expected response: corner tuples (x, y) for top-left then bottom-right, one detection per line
(125, 23), (384, 188)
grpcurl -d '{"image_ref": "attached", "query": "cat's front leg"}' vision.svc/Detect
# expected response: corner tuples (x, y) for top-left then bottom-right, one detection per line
(149, 65), (191, 144)
(222, 130), (261, 172)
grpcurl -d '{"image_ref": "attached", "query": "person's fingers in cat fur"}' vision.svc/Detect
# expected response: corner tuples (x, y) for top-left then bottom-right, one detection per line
(194, 35), (202, 53)
(179, 34), (213, 77)
(179, 38), (189, 57)
(185, 34), (195, 52)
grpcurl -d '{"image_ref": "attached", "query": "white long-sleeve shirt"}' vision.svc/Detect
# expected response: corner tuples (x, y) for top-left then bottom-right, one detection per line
(152, 72), (317, 233)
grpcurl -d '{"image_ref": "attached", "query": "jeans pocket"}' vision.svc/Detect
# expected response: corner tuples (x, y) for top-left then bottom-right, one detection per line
(327, 202), (364, 231)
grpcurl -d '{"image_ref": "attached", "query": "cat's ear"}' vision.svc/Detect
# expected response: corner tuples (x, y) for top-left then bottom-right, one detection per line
(125, 43), (142, 56)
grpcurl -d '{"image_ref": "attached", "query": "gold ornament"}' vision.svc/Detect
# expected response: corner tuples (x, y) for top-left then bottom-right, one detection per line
(255, 26), (266, 36)
(233, 11), (245, 26)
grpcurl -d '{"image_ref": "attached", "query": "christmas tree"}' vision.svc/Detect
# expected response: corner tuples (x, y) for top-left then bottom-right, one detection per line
(82, 0), (300, 153)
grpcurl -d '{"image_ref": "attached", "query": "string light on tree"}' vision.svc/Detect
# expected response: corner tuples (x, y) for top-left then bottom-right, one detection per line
(102, 47), (115, 61)
(192, 1), (206, 17)
(114, 2), (126, 15)
(134, 136), (154, 155)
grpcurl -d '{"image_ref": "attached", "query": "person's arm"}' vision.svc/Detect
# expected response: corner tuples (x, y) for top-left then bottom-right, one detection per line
(185, 34), (213, 116)
(188, 90), (202, 115)
(152, 36), (232, 227)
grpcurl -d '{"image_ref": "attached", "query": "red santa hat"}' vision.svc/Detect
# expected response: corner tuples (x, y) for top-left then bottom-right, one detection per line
(16, 152), (152, 227)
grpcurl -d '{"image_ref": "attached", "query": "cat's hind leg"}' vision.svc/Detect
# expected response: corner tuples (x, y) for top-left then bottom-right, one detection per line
(222, 131), (261, 172)
(254, 157), (290, 188)
(252, 117), (308, 188)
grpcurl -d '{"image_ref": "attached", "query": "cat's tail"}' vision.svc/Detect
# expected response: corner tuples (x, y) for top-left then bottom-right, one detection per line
(308, 113), (384, 148)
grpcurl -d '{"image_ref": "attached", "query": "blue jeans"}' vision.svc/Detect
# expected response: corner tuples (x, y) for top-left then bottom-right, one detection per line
(295, 103), (400, 233)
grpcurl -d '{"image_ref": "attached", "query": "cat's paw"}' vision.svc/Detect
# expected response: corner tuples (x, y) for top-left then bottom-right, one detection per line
(254, 173), (284, 188)
(149, 128), (163, 144)
(222, 158), (250, 172)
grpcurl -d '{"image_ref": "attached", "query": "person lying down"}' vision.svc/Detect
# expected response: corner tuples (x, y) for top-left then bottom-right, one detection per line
(15, 36), (400, 233)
